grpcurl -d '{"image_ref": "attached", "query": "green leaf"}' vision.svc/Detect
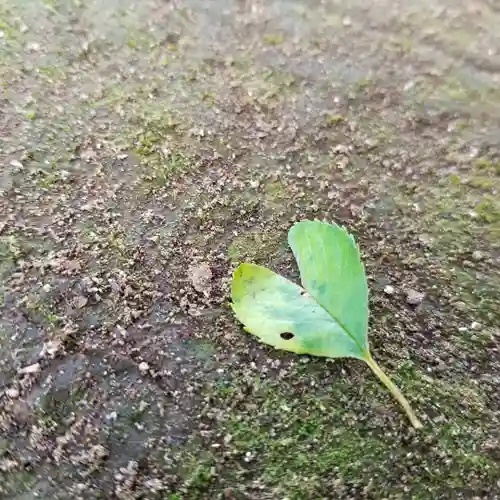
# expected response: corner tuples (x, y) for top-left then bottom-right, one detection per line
(231, 220), (422, 428)
(231, 263), (363, 359)
(288, 220), (369, 353)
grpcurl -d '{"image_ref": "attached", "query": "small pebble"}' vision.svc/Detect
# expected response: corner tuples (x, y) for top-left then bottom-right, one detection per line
(18, 363), (40, 375)
(384, 285), (395, 295)
(10, 159), (24, 169)
(471, 321), (481, 331)
(106, 411), (118, 421)
(471, 250), (484, 261)
(406, 289), (424, 306)
(138, 361), (150, 373)
(5, 387), (20, 398)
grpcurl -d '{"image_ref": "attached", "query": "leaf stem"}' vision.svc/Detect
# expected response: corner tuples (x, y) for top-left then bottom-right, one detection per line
(364, 352), (422, 429)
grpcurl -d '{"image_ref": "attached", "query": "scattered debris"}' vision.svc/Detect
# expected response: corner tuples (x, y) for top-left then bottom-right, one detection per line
(0, 0), (499, 497)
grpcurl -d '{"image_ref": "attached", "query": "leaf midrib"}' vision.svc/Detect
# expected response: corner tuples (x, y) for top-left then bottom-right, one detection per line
(304, 284), (367, 355)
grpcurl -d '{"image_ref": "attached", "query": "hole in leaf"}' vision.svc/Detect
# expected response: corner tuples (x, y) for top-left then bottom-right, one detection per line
(280, 332), (294, 340)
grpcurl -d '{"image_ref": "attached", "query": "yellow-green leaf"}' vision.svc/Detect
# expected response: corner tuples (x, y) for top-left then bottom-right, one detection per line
(231, 263), (364, 359)
(230, 220), (422, 428)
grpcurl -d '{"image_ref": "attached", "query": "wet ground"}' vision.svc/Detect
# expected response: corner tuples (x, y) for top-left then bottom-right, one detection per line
(1, 0), (500, 498)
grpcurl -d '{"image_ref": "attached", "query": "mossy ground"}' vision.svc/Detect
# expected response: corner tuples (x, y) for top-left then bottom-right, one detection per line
(1, 0), (500, 498)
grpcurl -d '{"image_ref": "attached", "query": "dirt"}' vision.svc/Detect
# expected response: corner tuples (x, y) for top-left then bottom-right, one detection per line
(1, 0), (500, 498)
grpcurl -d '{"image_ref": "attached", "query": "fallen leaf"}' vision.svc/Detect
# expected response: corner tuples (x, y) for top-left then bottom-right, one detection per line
(231, 220), (422, 428)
